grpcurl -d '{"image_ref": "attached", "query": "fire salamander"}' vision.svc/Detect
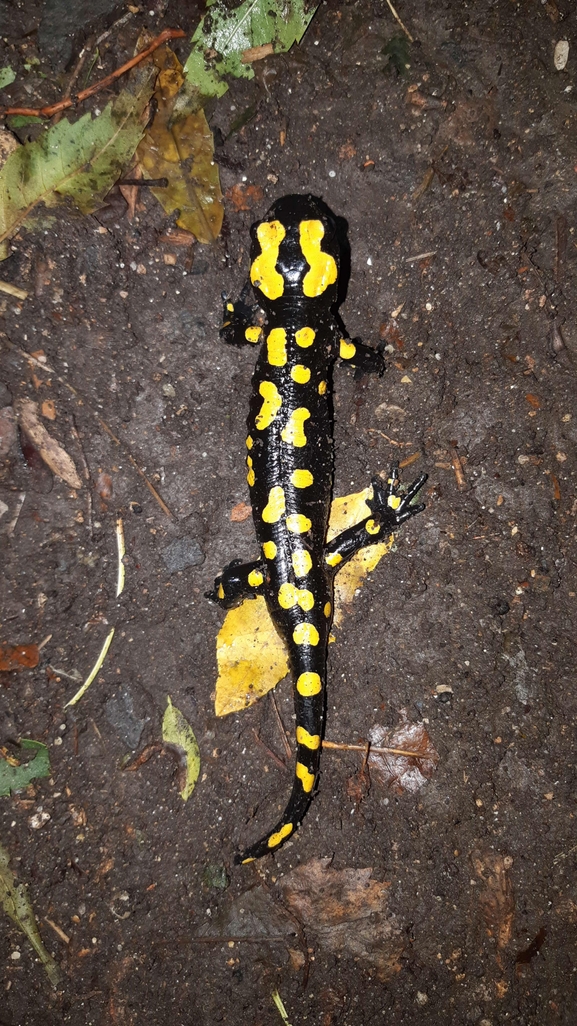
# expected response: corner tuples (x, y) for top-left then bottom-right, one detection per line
(208, 194), (427, 864)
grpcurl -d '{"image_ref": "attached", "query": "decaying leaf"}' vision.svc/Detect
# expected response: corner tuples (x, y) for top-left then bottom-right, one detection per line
(279, 857), (404, 980)
(0, 739), (50, 796)
(0, 840), (60, 988)
(16, 399), (82, 489)
(215, 485), (395, 716)
(0, 69), (156, 256)
(368, 716), (439, 794)
(137, 46), (223, 244)
(472, 851), (515, 950)
(184, 0), (318, 100)
(162, 697), (200, 800)
(0, 642), (40, 672)
(197, 883), (295, 940)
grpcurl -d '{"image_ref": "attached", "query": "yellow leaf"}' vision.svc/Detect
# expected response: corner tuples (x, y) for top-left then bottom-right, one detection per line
(214, 487), (395, 716)
(215, 595), (289, 717)
(162, 697), (200, 800)
(137, 46), (223, 244)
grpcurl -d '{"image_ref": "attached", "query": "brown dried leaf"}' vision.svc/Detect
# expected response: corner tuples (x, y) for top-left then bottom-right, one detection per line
(16, 399), (82, 489)
(95, 471), (113, 500)
(279, 858), (404, 980)
(230, 501), (251, 523)
(368, 715), (439, 795)
(225, 182), (264, 212)
(0, 643), (40, 672)
(472, 852), (515, 950)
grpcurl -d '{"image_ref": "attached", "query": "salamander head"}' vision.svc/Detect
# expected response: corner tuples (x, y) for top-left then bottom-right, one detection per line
(250, 194), (340, 304)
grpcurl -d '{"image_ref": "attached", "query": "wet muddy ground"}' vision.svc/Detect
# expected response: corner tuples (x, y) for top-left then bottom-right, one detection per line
(1, 1), (577, 1023)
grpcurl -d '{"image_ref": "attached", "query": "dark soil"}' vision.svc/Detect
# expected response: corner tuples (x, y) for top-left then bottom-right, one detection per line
(1, 1), (577, 1023)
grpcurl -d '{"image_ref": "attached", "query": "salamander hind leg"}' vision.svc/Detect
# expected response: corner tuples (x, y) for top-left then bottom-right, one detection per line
(324, 463), (427, 569)
(206, 558), (266, 608)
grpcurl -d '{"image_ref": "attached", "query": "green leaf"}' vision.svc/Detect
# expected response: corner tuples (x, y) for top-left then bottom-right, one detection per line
(162, 697), (200, 801)
(0, 67), (16, 90)
(184, 0), (318, 99)
(381, 35), (411, 76)
(0, 841), (60, 988)
(0, 67), (156, 256)
(0, 740), (51, 797)
(6, 115), (46, 129)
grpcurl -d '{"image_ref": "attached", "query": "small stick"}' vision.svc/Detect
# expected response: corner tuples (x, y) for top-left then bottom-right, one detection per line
(45, 918), (70, 945)
(323, 739), (428, 759)
(405, 250), (437, 264)
(0, 28), (186, 118)
(367, 428), (411, 448)
(70, 415), (94, 539)
(251, 728), (287, 772)
(450, 447), (467, 491)
(385, 0), (415, 43)
(269, 691), (292, 760)
(0, 281), (28, 300)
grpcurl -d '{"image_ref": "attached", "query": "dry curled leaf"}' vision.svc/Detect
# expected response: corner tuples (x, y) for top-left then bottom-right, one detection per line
(16, 399), (82, 489)
(0, 643), (40, 673)
(279, 857), (404, 980)
(472, 851), (515, 950)
(368, 715), (439, 794)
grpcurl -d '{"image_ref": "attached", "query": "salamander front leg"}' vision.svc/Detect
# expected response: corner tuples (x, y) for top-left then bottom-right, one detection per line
(220, 283), (265, 348)
(206, 558), (266, 608)
(324, 463), (427, 571)
(338, 336), (385, 377)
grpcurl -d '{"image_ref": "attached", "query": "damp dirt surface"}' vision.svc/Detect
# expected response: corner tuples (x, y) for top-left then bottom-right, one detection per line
(1, 1), (577, 1023)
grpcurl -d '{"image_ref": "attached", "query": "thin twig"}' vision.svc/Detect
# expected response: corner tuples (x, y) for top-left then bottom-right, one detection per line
(269, 691), (292, 760)
(251, 728), (287, 772)
(0, 280), (28, 300)
(0, 28), (186, 118)
(2, 337), (177, 521)
(405, 250), (437, 264)
(385, 0), (415, 42)
(64, 628), (115, 708)
(116, 518), (126, 597)
(323, 739), (429, 760)
(69, 415), (94, 539)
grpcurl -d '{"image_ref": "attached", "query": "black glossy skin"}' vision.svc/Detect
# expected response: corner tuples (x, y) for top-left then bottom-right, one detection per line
(209, 195), (427, 863)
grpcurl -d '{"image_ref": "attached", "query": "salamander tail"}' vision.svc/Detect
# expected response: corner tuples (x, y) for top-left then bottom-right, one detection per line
(235, 753), (320, 864)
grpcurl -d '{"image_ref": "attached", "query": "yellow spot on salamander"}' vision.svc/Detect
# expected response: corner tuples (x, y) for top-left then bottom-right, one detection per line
(325, 551), (343, 567)
(324, 602), (332, 618)
(292, 550), (312, 577)
(241, 856), (256, 864)
(291, 364), (311, 384)
(300, 220), (338, 298)
(296, 671), (322, 696)
(339, 339), (357, 360)
(245, 326), (262, 343)
(247, 569), (263, 588)
(296, 761), (316, 792)
(262, 540), (277, 560)
(246, 435), (253, 450)
(250, 220), (286, 299)
(281, 408), (310, 447)
(217, 583), (225, 600)
(295, 326), (315, 349)
(266, 327), (287, 366)
(278, 583), (314, 611)
(291, 469), (314, 488)
(293, 622), (319, 646)
(388, 494), (402, 509)
(296, 726), (321, 750)
(286, 513), (312, 534)
(318, 380), (327, 395)
(365, 518), (380, 535)
(267, 821), (293, 848)
(246, 455), (255, 486)
(226, 302), (234, 312)
(255, 380), (282, 431)
(262, 486), (286, 523)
